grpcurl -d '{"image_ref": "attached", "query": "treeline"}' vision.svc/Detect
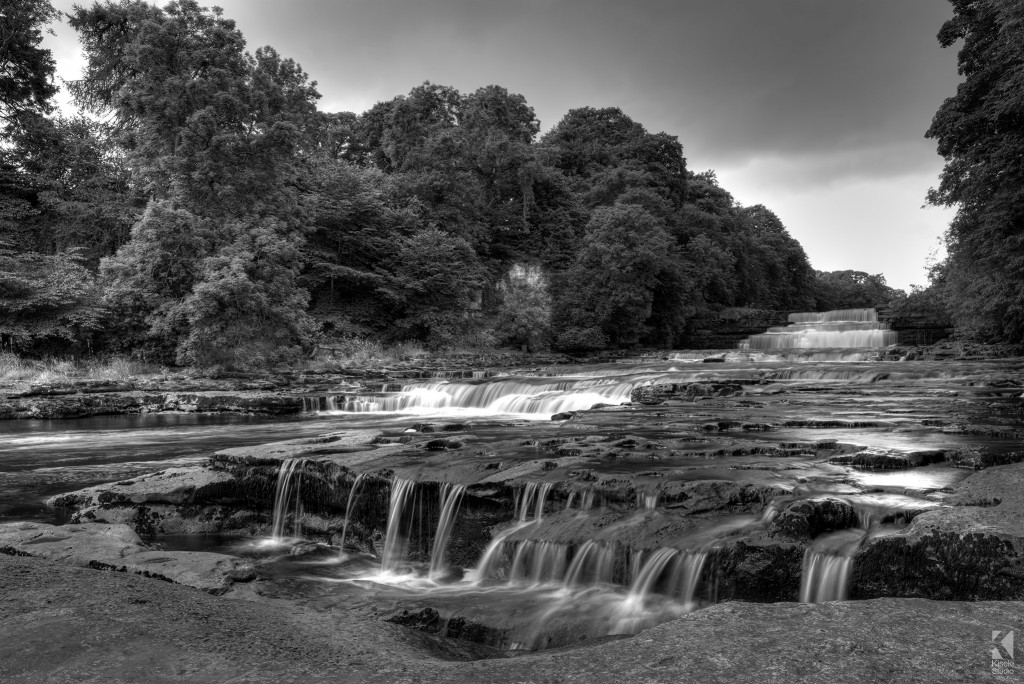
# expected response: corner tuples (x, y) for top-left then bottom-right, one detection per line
(2, 0), (908, 368)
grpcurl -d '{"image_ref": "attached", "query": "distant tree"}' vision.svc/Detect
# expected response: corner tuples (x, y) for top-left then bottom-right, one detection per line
(812, 270), (899, 311)
(926, 0), (1024, 340)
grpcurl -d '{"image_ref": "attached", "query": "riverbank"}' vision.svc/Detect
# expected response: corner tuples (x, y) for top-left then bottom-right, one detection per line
(3, 341), (1021, 421)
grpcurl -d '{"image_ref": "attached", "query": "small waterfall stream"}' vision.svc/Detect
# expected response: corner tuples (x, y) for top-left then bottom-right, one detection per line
(271, 458), (305, 541)
(338, 473), (366, 555)
(799, 529), (868, 603)
(381, 478), (416, 573)
(428, 483), (467, 579)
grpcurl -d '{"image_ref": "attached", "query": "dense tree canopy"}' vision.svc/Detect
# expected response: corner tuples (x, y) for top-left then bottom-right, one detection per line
(1, 0), (893, 364)
(926, 0), (1024, 341)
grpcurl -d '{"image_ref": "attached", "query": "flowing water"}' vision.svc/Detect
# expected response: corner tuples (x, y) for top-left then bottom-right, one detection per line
(3, 309), (1023, 652)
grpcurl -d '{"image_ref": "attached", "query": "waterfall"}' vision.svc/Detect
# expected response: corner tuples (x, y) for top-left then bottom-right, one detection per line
(271, 458), (305, 541)
(338, 473), (366, 556)
(799, 529), (866, 602)
(739, 308), (897, 350)
(625, 547), (679, 601)
(471, 521), (532, 583)
(509, 540), (570, 584)
(629, 549), (645, 583)
(516, 482), (552, 522)
(428, 483), (467, 579)
(800, 551), (854, 602)
(638, 492), (658, 510)
(380, 478), (416, 573)
(611, 547), (707, 634)
(562, 541), (616, 587)
(669, 550), (708, 605)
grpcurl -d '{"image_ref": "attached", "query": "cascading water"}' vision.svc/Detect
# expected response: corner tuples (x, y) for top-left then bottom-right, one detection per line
(611, 547), (708, 634)
(562, 540), (616, 587)
(271, 458), (305, 541)
(428, 483), (467, 579)
(515, 482), (552, 522)
(338, 473), (366, 556)
(509, 540), (570, 584)
(739, 308), (897, 350)
(381, 478), (416, 573)
(799, 529), (867, 603)
(638, 492), (658, 510)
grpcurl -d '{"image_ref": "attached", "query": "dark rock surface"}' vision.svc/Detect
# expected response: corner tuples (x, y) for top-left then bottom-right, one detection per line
(1, 553), (1020, 683)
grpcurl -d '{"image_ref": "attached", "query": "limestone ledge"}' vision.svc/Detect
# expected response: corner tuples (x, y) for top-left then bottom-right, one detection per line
(0, 521), (255, 594)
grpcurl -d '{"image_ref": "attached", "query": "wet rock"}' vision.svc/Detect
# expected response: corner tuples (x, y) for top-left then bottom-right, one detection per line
(829, 448), (946, 470)
(772, 497), (859, 540)
(851, 462), (1024, 600)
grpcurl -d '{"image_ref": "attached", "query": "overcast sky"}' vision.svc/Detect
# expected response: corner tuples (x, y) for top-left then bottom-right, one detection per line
(44, 0), (962, 290)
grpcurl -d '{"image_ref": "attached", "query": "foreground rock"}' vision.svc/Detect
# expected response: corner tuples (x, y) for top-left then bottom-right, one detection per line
(853, 461), (1024, 600)
(0, 522), (255, 594)
(0, 553), (1020, 683)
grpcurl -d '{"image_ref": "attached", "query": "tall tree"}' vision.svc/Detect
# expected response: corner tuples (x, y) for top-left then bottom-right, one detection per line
(926, 0), (1024, 340)
(69, 0), (321, 365)
(0, 0), (60, 134)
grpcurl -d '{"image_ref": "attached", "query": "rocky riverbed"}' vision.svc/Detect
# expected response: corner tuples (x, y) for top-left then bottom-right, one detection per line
(3, 346), (1024, 679)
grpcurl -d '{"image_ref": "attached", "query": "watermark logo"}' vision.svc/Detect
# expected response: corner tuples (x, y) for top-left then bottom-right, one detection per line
(991, 630), (1014, 676)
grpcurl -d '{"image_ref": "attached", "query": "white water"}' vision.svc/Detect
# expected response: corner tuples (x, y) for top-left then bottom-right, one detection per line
(429, 483), (467, 579)
(799, 529), (867, 602)
(338, 473), (366, 555)
(271, 458), (305, 541)
(381, 478), (416, 572)
(740, 308), (897, 351)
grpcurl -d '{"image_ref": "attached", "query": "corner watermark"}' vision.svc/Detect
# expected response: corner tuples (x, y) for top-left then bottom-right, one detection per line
(991, 629), (1014, 676)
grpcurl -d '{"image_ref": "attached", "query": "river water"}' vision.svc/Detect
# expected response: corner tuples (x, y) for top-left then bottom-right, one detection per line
(3, 330), (1023, 651)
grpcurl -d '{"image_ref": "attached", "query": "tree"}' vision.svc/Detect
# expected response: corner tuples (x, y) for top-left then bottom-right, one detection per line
(68, 0), (320, 220)
(0, 242), (103, 352)
(0, 0), (60, 135)
(542, 107), (687, 209)
(812, 270), (899, 311)
(553, 204), (679, 348)
(381, 227), (484, 347)
(926, 0), (1024, 340)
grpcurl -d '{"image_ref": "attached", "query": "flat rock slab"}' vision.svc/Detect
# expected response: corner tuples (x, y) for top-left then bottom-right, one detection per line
(46, 467), (236, 508)
(1, 553), (1021, 683)
(0, 521), (145, 566)
(0, 522), (254, 594)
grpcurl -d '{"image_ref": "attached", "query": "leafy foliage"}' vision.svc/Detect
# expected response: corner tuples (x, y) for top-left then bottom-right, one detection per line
(0, 243), (103, 351)
(3, 1), (850, 364)
(926, 0), (1024, 340)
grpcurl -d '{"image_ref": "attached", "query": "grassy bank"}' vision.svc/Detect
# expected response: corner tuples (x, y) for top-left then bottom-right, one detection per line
(0, 353), (163, 390)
